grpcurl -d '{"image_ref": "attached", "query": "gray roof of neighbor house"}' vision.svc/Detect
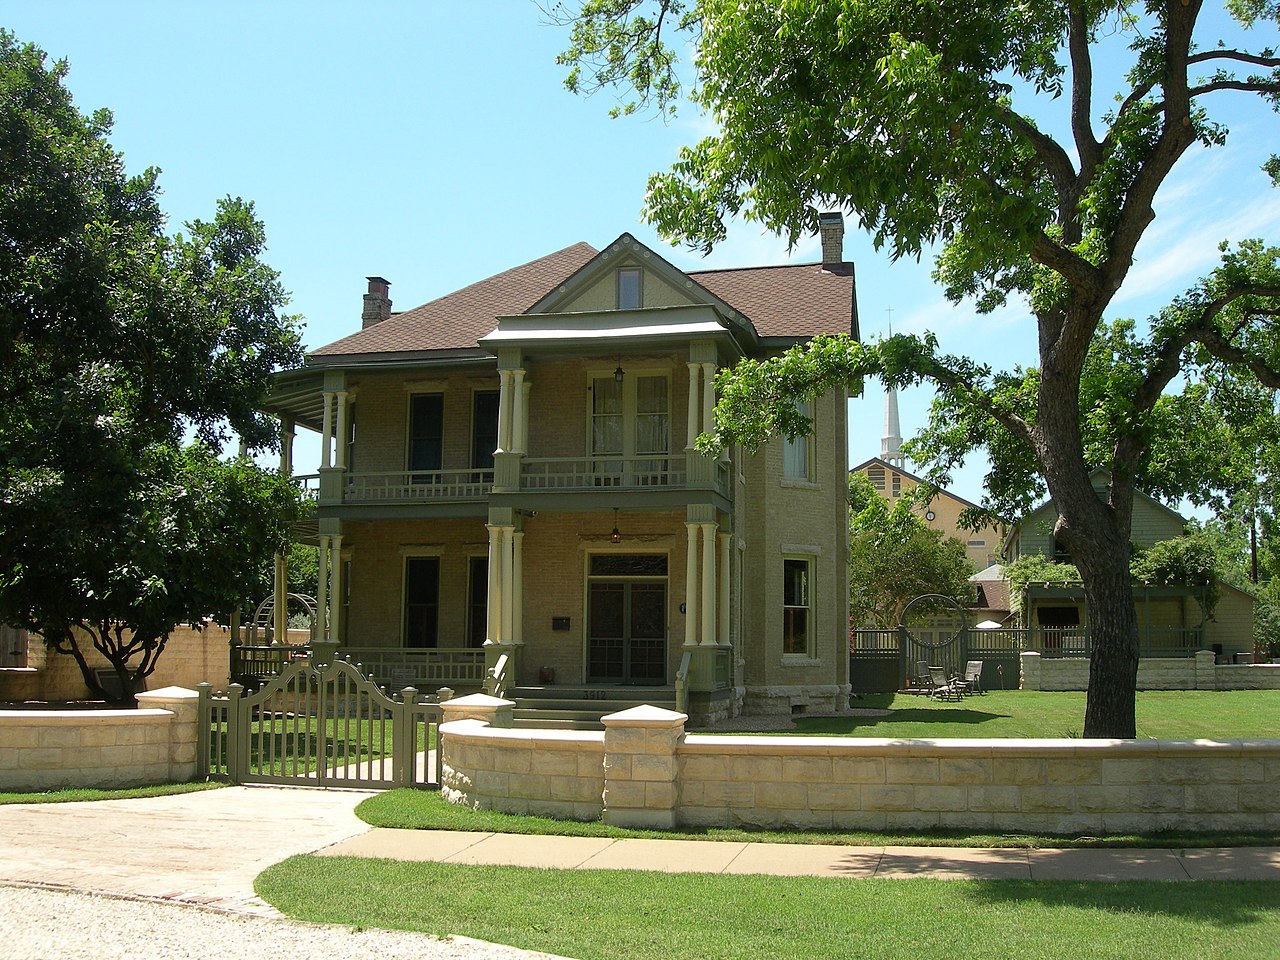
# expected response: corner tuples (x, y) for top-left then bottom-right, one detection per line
(309, 241), (857, 363)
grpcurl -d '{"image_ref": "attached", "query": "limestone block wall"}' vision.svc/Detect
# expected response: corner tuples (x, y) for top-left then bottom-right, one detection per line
(438, 701), (1280, 834)
(1021, 651), (1280, 692)
(0, 687), (199, 791)
(0, 625), (230, 704)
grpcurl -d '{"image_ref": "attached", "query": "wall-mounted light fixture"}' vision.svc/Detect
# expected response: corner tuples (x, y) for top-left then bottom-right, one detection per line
(610, 507), (622, 544)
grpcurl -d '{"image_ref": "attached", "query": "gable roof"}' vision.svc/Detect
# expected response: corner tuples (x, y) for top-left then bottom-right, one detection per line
(311, 243), (599, 360)
(850, 456), (986, 513)
(309, 237), (856, 363)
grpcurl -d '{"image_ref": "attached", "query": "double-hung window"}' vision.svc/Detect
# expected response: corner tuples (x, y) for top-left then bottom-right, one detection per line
(783, 400), (813, 480)
(782, 557), (812, 656)
(590, 372), (670, 485)
(408, 393), (443, 482)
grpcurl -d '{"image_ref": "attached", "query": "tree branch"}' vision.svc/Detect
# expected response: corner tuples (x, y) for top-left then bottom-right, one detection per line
(1189, 79), (1280, 98)
(1068, 1), (1101, 177)
(1187, 50), (1280, 69)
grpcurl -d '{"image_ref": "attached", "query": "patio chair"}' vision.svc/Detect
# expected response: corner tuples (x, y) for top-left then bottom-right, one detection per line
(927, 665), (964, 701)
(959, 660), (984, 695)
(913, 660), (935, 695)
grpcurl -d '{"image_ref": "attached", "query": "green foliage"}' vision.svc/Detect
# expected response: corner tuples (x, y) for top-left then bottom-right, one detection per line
(1003, 555), (1082, 616)
(560, 1), (1280, 738)
(847, 474), (975, 628)
(1253, 578), (1280, 657)
(0, 32), (305, 704)
(1130, 533), (1222, 615)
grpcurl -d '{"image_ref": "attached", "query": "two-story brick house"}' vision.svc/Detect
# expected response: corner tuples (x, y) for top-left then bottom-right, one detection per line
(263, 221), (858, 722)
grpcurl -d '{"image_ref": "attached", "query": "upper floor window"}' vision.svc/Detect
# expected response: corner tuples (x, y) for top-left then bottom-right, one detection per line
(472, 390), (500, 470)
(783, 401), (813, 480)
(618, 267), (642, 309)
(591, 373), (669, 484)
(408, 393), (443, 477)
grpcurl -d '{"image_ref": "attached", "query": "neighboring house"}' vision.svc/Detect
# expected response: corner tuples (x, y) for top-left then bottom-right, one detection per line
(262, 220), (858, 721)
(851, 457), (1006, 569)
(1002, 470), (1254, 660)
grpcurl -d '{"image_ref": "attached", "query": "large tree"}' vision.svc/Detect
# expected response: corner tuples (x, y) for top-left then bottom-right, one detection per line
(558, 0), (1280, 736)
(0, 33), (304, 705)
(847, 474), (975, 629)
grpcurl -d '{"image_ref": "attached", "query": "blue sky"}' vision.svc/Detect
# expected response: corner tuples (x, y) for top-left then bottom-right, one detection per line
(6, 1), (1278, 508)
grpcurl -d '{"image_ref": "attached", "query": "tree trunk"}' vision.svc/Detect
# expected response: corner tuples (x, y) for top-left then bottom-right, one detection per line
(1080, 552), (1140, 738)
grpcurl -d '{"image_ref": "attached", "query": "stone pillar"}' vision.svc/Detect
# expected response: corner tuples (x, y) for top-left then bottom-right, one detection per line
(1195, 648), (1217, 690)
(1020, 651), (1041, 691)
(684, 522), (700, 646)
(602, 705), (687, 829)
(320, 391), (334, 469)
(137, 686), (200, 783)
(700, 522), (716, 646)
(686, 362), (700, 450)
(329, 535), (344, 644)
(718, 531), (731, 646)
(439, 692), (516, 728)
(512, 530), (525, 644)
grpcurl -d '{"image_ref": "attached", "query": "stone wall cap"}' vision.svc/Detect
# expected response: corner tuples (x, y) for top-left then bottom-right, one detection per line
(137, 686), (199, 701)
(440, 693), (516, 709)
(0, 708), (173, 721)
(602, 704), (689, 726)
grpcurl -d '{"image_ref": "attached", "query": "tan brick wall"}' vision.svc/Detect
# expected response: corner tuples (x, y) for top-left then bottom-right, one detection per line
(440, 714), (1280, 833)
(0, 626), (230, 703)
(0, 693), (199, 791)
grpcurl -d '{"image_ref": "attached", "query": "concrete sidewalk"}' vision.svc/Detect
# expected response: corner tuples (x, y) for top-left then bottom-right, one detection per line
(321, 826), (1280, 882)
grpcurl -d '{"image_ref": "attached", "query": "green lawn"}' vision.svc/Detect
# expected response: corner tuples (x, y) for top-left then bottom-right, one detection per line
(767, 690), (1280, 739)
(356, 789), (1279, 849)
(0, 780), (225, 804)
(257, 856), (1280, 960)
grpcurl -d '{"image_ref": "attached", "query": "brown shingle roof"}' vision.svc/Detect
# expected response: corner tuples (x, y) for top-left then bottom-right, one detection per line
(311, 243), (599, 357)
(691, 262), (856, 339)
(310, 243), (855, 360)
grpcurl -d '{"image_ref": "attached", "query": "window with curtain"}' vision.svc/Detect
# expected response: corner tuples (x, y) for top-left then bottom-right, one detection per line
(783, 401), (813, 480)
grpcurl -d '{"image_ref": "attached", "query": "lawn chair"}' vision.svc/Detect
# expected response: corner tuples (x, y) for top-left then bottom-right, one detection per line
(959, 660), (984, 695)
(927, 665), (964, 701)
(913, 660), (935, 695)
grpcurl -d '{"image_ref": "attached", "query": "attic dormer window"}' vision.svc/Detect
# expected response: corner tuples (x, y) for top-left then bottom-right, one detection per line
(618, 267), (642, 309)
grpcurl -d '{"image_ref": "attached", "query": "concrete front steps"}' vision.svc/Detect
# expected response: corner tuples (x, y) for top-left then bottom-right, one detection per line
(510, 685), (677, 729)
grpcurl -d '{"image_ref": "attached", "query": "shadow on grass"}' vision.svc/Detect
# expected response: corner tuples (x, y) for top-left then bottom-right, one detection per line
(793, 706), (1013, 734)
(960, 878), (1279, 927)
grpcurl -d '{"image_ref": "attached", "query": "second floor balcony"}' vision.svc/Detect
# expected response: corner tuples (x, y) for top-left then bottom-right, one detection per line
(310, 453), (732, 507)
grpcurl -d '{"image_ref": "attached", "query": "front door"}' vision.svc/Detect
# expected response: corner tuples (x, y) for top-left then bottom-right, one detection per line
(588, 581), (667, 684)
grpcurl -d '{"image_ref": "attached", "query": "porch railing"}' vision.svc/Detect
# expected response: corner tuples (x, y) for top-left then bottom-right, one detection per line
(344, 470), (492, 502)
(232, 643), (486, 691)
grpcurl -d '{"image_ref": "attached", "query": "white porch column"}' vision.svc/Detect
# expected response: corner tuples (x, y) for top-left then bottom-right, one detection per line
(329, 535), (344, 644)
(320, 392), (334, 469)
(515, 377), (532, 456)
(686, 362), (701, 450)
(701, 362), (717, 437)
(499, 526), (515, 645)
(700, 522), (716, 646)
(512, 530), (525, 643)
(272, 552), (288, 642)
(684, 522), (700, 646)
(510, 369), (527, 455)
(334, 392), (350, 469)
(316, 535), (331, 642)
(718, 531), (731, 646)
(496, 369), (514, 454)
(486, 524), (504, 644)
(279, 417), (295, 474)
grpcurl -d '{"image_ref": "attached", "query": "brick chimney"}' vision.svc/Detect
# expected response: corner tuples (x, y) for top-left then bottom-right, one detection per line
(362, 276), (392, 329)
(818, 212), (845, 269)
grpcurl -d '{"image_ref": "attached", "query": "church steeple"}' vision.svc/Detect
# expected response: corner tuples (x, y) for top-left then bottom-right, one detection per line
(881, 312), (905, 467)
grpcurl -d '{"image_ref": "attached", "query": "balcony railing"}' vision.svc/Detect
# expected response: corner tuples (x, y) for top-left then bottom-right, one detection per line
(344, 470), (492, 502)
(522, 455), (686, 490)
